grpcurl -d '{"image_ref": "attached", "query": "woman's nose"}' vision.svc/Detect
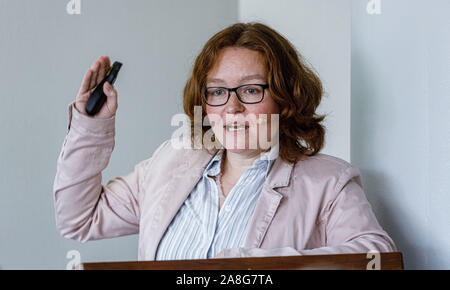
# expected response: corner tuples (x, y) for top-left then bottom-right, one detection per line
(225, 91), (245, 114)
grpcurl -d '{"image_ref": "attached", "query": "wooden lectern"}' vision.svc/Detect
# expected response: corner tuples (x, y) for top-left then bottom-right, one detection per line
(77, 252), (403, 270)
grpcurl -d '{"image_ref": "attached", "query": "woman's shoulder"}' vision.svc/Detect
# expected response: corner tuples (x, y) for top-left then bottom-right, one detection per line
(278, 153), (365, 207)
(297, 153), (353, 170)
(291, 153), (362, 186)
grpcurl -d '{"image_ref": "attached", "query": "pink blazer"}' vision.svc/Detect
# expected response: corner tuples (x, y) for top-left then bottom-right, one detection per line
(53, 103), (397, 260)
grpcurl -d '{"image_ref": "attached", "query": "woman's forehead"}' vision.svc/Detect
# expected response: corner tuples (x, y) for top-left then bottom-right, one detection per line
(215, 47), (264, 67)
(207, 74), (266, 85)
(206, 48), (267, 84)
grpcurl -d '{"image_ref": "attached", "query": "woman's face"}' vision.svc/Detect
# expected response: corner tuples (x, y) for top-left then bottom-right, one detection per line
(205, 47), (280, 154)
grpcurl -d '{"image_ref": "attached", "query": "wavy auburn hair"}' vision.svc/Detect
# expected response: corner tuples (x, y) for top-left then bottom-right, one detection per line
(183, 22), (326, 164)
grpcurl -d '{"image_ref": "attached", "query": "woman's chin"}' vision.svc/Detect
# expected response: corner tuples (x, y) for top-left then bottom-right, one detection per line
(222, 143), (262, 154)
(221, 138), (251, 153)
(224, 147), (249, 154)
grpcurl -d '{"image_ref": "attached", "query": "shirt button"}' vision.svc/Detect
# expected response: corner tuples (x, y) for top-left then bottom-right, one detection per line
(225, 205), (232, 212)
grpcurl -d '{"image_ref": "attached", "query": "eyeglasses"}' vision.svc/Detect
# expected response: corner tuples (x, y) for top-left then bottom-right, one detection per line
(203, 84), (269, 106)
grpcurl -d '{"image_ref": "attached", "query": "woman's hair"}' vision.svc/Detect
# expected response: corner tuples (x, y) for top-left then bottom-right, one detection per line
(183, 22), (326, 164)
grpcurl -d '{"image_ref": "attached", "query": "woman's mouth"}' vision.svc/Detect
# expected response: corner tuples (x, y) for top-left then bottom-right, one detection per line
(224, 123), (250, 132)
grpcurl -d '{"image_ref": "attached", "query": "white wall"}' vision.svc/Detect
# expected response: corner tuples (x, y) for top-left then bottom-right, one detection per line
(241, 0), (450, 269)
(351, 0), (450, 269)
(239, 0), (351, 162)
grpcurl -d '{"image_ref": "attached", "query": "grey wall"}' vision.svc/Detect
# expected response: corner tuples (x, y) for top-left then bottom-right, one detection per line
(239, 0), (351, 162)
(0, 0), (237, 269)
(351, 0), (450, 269)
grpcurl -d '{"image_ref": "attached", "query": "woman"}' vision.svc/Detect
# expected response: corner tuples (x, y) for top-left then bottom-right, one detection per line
(53, 22), (396, 260)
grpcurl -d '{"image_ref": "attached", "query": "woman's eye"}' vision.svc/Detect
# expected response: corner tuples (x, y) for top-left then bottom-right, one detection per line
(246, 88), (259, 94)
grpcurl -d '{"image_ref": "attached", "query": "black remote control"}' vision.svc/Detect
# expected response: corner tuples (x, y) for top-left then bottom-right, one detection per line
(85, 61), (122, 116)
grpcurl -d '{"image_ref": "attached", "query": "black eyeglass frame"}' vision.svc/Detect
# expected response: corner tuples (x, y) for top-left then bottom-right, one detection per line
(202, 84), (269, 106)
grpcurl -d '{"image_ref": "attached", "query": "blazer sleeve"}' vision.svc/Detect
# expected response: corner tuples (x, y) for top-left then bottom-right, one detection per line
(222, 166), (397, 258)
(53, 102), (167, 243)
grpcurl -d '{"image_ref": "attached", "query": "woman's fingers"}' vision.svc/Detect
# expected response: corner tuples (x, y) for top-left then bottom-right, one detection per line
(103, 55), (111, 69)
(75, 56), (116, 118)
(97, 61), (106, 85)
(96, 56), (110, 85)
(78, 69), (93, 95)
(89, 61), (99, 90)
(78, 56), (111, 96)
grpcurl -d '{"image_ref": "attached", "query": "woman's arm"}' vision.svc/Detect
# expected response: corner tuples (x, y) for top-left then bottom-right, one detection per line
(53, 103), (166, 242)
(219, 166), (397, 258)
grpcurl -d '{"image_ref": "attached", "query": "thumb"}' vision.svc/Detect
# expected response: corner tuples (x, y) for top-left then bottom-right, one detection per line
(103, 82), (117, 100)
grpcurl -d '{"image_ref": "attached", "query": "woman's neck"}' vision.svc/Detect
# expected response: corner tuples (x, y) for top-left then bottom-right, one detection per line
(221, 149), (263, 178)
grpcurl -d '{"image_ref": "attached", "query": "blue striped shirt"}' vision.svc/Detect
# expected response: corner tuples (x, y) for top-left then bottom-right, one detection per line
(155, 146), (278, 260)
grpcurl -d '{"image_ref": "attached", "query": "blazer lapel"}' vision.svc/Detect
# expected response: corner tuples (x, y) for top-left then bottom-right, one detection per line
(243, 157), (294, 248)
(146, 147), (218, 260)
(145, 145), (294, 259)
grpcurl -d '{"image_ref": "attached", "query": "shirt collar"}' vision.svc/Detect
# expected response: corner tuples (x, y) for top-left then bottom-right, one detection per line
(204, 147), (225, 177)
(253, 143), (279, 177)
